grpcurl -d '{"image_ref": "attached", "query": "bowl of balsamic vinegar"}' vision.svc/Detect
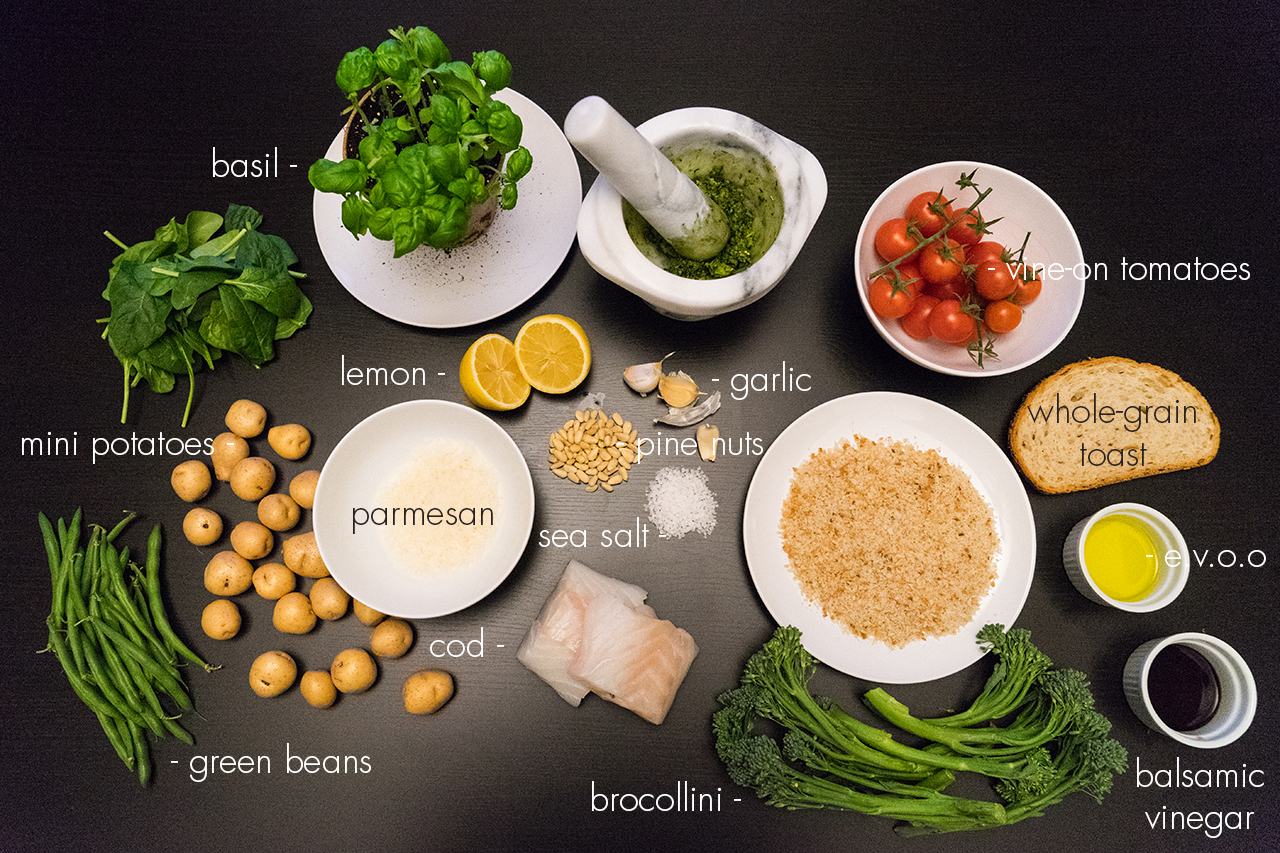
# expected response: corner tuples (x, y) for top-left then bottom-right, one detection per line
(1124, 632), (1257, 748)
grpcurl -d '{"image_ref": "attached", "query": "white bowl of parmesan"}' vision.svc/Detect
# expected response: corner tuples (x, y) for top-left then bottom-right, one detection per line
(313, 400), (535, 618)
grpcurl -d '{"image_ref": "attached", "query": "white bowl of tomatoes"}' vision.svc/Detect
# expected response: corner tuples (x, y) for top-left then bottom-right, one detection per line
(855, 161), (1086, 376)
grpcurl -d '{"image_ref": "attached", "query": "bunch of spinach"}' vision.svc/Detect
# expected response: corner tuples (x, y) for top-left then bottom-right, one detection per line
(101, 204), (310, 427)
(308, 25), (533, 257)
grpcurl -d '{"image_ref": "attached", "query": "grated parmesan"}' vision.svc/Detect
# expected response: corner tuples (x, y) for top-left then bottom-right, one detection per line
(645, 466), (717, 538)
(380, 438), (499, 573)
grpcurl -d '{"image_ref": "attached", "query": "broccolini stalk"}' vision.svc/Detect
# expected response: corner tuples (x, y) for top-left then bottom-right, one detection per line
(863, 668), (1098, 758)
(923, 623), (1052, 727)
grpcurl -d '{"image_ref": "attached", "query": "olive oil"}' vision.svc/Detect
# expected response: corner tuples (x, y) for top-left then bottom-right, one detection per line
(1083, 514), (1159, 601)
(1147, 644), (1220, 731)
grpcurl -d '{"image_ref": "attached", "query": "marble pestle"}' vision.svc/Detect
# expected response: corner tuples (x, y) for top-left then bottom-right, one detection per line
(564, 95), (729, 261)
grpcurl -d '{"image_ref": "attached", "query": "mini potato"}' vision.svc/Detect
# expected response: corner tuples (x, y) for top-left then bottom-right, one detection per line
(230, 457), (276, 502)
(289, 470), (320, 509)
(183, 507), (223, 546)
(352, 599), (386, 627)
(268, 424), (312, 460)
(226, 399), (267, 438)
(230, 521), (274, 560)
(331, 648), (377, 694)
(371, 618), (414, 658)
(201, 599), (241, 640)
(210, 432), (250, 481)
(300, 670), (338, 709)
(282, 531), (329, 578)
(273, 591), (317, 634)
(204, 551), (254, 596)
(403, 670), (454, 714)
(310, 577), (350, 621)
(249, 651), (296, 697)
(252, 562), (297, 600)
(258, 493), (301, 532)
(171, 460), (213, 502)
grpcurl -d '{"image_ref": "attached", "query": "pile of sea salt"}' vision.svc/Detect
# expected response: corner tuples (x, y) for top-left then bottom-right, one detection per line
(645, 466), (717, 538)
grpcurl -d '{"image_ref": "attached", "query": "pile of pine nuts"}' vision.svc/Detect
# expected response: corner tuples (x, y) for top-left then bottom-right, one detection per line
(548, 409), (641, 492)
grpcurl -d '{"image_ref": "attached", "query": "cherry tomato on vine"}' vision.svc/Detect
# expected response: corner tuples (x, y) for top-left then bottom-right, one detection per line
(895, 258), (923, 292)
(924, 276), (971, 302)
(900, 294), (940, 340)
(947, 210), (983, 247)
(966, 241), (1006, 268)
(974, 259), (1017, 300)
(868, 276), (915, 319)
(929, 298), (978, 344)
(906, 191), (953, 237)
(874, 217), (920, 262)
(984, 299), (1022, 334)
(918, 238), (966, 285)
(1011, 268), (1043, 304)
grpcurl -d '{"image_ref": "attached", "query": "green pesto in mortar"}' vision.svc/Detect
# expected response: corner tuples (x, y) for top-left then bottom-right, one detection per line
(641, 168), (755, 279)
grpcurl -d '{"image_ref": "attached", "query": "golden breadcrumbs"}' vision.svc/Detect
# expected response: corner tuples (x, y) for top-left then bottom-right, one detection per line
(779, 435), (999, 648)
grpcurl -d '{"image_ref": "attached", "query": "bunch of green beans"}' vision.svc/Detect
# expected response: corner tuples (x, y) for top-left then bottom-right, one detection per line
(39, 509), (217, 785)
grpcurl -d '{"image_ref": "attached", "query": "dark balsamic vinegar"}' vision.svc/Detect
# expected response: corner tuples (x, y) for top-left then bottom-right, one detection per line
(1147, 644), (1221, 731)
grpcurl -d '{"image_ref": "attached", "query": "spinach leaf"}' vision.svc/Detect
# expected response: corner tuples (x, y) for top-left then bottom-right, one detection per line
(224, 204), (263, 232)
(200, 284), (277, 366)
(106, 261), (172, 355)
(102, 206), (308, 425)
(236, 228), (298, 273)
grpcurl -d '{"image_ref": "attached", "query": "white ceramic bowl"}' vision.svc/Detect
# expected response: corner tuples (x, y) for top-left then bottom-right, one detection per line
(854, 161), (1086, 376)
(312, 400), (535, 618)
(1062, 502), (1188, 612)
(577, 107), (827, 320)
(1123, 632), (1257, 748)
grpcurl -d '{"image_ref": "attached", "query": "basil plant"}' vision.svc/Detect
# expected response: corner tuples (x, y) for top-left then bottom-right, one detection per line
(309, 26), (534, 257)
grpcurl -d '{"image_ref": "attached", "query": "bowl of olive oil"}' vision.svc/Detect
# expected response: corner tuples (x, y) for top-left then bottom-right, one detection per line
(1062, 502), (1188, 611)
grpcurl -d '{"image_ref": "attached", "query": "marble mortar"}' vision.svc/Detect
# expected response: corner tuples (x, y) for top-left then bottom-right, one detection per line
(576, 107), (827, 320)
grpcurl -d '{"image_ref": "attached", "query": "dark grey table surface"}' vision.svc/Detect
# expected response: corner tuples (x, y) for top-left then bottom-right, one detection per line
(2, 2), (1277, 851)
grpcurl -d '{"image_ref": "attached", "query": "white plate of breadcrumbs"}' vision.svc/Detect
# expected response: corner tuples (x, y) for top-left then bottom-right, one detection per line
(743, 392), (1035, 683)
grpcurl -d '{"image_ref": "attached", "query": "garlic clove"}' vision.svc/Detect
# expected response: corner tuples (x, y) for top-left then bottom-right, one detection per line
(697, 423), (719, 462)
(658, 370), (699, 408)
(623, 352), (673, 395)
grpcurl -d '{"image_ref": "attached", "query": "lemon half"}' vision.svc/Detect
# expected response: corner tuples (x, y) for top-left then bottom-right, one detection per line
(513, 314), (591, 394)
(459, 333), (531, 411)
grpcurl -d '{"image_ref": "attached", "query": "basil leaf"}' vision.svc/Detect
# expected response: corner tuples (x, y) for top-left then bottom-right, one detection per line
(472, 51), (511, 92)
(404, 26), (449, 67)
(336, 46), (377, 94)
(505, 146), (533, 182)
(308, 158), (369, 194)
(430, 61), (487, 106)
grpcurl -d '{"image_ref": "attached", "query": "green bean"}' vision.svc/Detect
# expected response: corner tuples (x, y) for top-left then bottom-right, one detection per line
(106, 511), (136, 543)
(76, 624), (147, 728)
(143, 525), (214, 672)
(102, 594), (174, 677)
(59, 508), (82, 562)
(127, 720), (152, 786)
(89, 610), (158, 733)
(97, 709), (135, 769)
(46, 617), (119, 720)
(39, 512), (61, 578)
(93, 619), (192, 711)
(162, 715), (195, 746)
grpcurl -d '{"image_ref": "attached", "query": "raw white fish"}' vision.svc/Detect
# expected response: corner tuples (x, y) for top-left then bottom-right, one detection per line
(516, 559), (648, 705)
(569, 593), (699, 725)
